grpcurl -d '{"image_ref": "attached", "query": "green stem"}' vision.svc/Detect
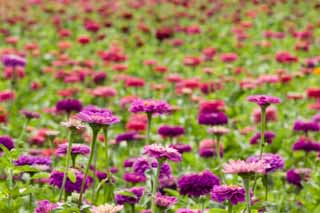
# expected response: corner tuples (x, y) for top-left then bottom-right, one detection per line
(243, 177), (251, 213)
(78, 127), (99, 207)
(151, 161), (161, 213)
(131, 204), (135, 213)
(265, 174), (268, 201)
(103, 126), (113, 202)
(259, 107), (266, 159)
(59, 131), (73, 201)
(146, 113), (152, 145)
(201, 198), (205, 213)
(228, 200), (233, 213)
(91, 139), (99, 203)
(216, 135), (221, 163)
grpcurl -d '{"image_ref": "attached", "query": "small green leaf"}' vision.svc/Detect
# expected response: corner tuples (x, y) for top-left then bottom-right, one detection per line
(68, 170), (76, 183)
(117, 190), (137, 198)
(163, 188), (180, 197)
(14, 165), (39, 174)
(208, 208), (227, 213)
(32, 172), (50, 179)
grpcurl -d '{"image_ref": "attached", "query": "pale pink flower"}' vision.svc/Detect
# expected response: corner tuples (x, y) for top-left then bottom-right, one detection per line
(223, 160), (265, 174)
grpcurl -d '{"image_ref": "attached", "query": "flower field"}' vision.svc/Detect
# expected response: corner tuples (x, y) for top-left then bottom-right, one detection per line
(1, 0), (320, 212)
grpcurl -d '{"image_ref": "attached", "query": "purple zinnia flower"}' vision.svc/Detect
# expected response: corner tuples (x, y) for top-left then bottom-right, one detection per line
(56, 99), (83, 114)
(133, 157), (151, 174)
(115, 131), (139, 143)
(49, 169), (91, 193)
(176, 209), (201, 213)
(35, 200), (58, 213)
(293, 120), (320, 133)
(158, 125), (185, 138)
(115, 187), (144, 205)
(2, 54), (26, 67)
(250, 131), (275, 145)
(169, 143), (192, 153)
(129, 99), (171, 114)
(77, 105), (120, 126)
(56, 143), (90, 156)
(247, 95), (281, 107)
(15, 155), (52, 169)
(286, 168), (311, 188)
(178, 170), (220, 197)
(246, 153), (284, 173)
(0, 136), (14, 151)
(20, 110), (40, 119)
(211, 185), (245, 205)
(144, 144), (182, 162)
(292, 137), (320, 152)
(198, 111), (228, 126)
(123, 172), (147, 183)
(155, 193), (177, 208)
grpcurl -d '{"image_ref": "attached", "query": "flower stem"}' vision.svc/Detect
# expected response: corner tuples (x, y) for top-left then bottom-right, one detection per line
(151, 161), (161, 213)
(146, 113), (152, 145)
(228, 200), (233, 213)
(243, 177), (251, 213)
(259, 107), (266, 159)
(103, 126), (114, 202)
(78, 127), (99, 207)
(264, 174), (268, 201)
(216, 135), (221, 163)
(59, 131), (73, 201)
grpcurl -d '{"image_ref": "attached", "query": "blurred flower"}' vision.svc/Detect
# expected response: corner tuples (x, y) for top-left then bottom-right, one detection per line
(115, 187), (144, 205)
(130, 99), (171, 114)
(223, 160), (265, 175)
(49, 169), (91, 193)
(247, 153), (284, 173)
(144, 144), (182, 162)
(169, 143), (192, 154)
(155, 193), (177, 208)
(77, 106), (120, 126)
(292, 137), (320, 152)
(176, 209), (201, 213)
(91, 203), (123, 213)
(157, 125), (185, 138)
(15, 155), (51, 170)
(2, 54), (26, 67)
(35, 200), (58, 213)
(56, 143), (90, 156)
(199, 139), (223, 158)
(56, 99), (83, 114)
(178, 170), (220, 197)
(250, 131), (275, 145)
(198, 111), (228, 126)
(286, 168), (311, 188)
(211, 185), (245, 205)
(20, 110), (40, 120)
(252, 107), (277, 123)
(293, 120), (320, 133)
(0, 136), (15, 151)
(61, 118), (86, 130)
(247, 95), (281, 107)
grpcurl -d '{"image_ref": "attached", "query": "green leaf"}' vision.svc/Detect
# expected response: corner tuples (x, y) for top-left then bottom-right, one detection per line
(117, 190), (137, 198)
(68, 170), (76, 183)
(32, 172), (50, 179)
(208, 208), (227, 213)
(13, 165), (39, 174)
(163, 188), (180, 197)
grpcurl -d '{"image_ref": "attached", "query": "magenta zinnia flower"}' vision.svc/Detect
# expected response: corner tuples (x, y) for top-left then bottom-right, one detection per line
(247, 95), (281, 107)
(211, 185), (245, 205)
(144, 144), (182, 162)
(77, 105), (120, 126)
(155, 193), (177, 208)
(178, 170), (220, 197)
(129, 99), (171, 114)
(35, 200), (58, 213)
(246, 153), (284, 173)
(56, 143), (90, 156)
(223, 160), (265, 175)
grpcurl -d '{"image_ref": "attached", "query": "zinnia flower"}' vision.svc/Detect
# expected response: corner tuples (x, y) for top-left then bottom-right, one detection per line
(211, 185), (245, 205)
(246, 153), (284, 173)
(35, 200), (58, 213)
(56, 143), (90, 156)
(157, 125), (185, 138)
(2, 54), (26, 67)
(0, 136), (15, 151)
(144, 144), (182, 162)
(115, 187), (144, 205)
(198, 111), (228, 126)
(155, 193), (177, 208)
(77, 105), (120, 126)
(292, 137), (320, 152)
(293, 120), (320, 133)
(91, 203), (123, 213)
(247, 95), (281, 107)
(250, 131), (275, 145)
(178, 170), (220, 197)
(49, 169), (91, 193)
(223, 160), (265, 175)
(129, 99), (171, 114)
(56, 99), (83, 114)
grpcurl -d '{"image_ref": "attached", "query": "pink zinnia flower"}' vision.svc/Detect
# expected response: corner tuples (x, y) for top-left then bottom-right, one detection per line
(144, 144), (182, 162)
(223, 160), (265, 175)
(247, 95), (281, 107)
